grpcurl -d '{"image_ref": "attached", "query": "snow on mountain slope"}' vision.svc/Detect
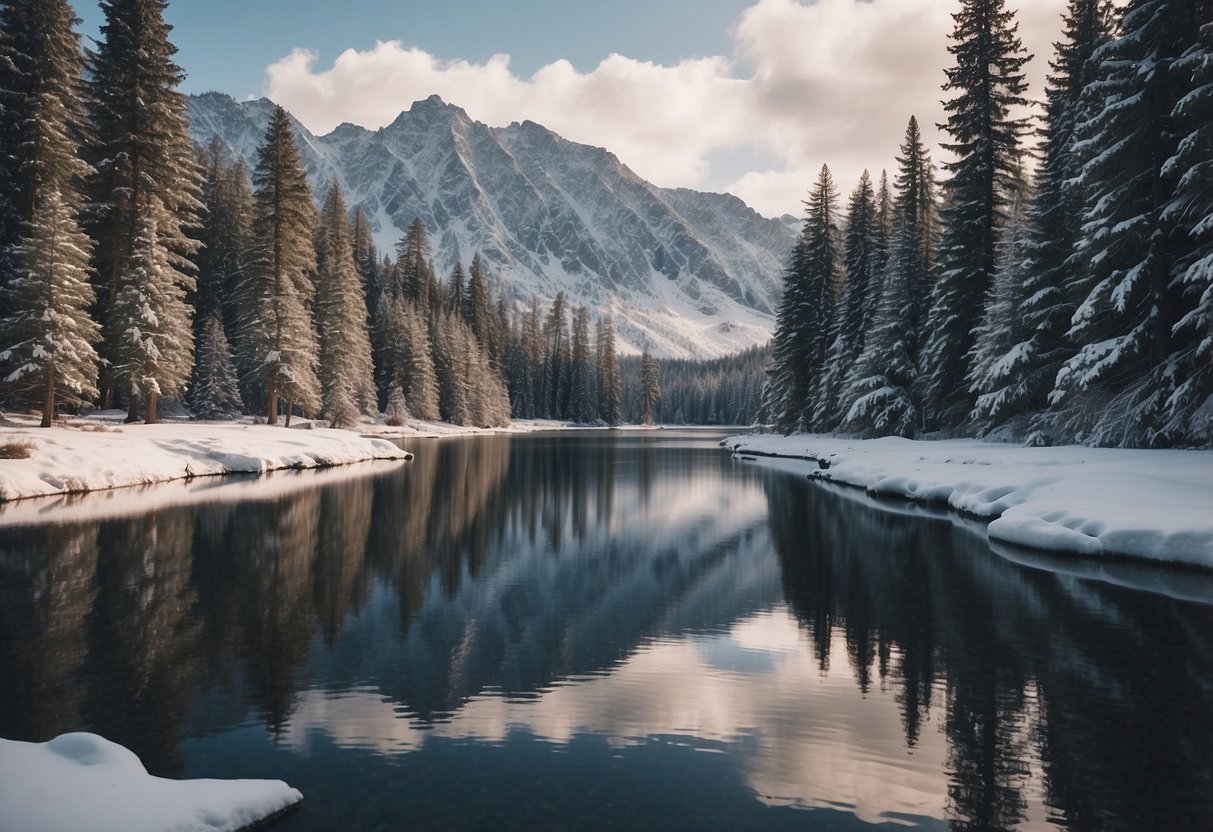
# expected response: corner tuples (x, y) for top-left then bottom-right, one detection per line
(186, 92), (795, 358)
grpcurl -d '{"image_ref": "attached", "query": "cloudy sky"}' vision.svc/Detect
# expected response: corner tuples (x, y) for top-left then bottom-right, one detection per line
(71, 0), (1070, 218)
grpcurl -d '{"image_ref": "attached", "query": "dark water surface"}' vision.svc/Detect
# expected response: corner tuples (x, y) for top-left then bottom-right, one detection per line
(2, 431), (1211, 830)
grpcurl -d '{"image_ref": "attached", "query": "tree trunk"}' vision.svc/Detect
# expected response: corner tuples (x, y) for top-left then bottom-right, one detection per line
(284, 399), (294, 428)
(40, 364), (56, 428)
(267, 386), (278, 426)
(125, 389), (140, 423)
(145, 390), (158, 424)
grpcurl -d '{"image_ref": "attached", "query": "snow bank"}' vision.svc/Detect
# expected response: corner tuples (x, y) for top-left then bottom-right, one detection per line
(725, 434), (1213, 568)
(0, 419), (409, 502)
(0, 733), (301, 832)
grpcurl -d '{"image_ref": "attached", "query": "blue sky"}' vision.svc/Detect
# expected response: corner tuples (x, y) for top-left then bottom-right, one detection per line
(70, 0), (752, 98)
(68, 1), (1066, 217)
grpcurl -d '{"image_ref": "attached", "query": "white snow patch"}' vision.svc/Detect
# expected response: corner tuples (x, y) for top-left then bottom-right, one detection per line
(0, 733), (301, 832)
(0, 415), (409, 503)
(724, 434), (1213, 568)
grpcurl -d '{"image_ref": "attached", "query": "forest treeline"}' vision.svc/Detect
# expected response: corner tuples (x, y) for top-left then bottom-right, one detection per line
(763, 0), (1211, 448)
(0, 0), (669, 429)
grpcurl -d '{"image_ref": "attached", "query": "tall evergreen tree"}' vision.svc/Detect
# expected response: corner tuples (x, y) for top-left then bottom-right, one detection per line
(843, 117), (938, 437)
(108, 211), (194, 422)
(85, 0), (202, 413)
(315, 182), (376, 421)
(195, 137), (253, 338)
(765, 164), (841, 432)
(1053, 0), (1210, 446)
(569, 304), (595, 423)
(237, 105), (320, 425)
(1160, 21), (1213, 444)
(816, 171), (880, 429)
(395, 217), (434, 308)
(640, 348), (661, 425)
(463, 252), (494, 357)
(923, 0), (1032, 428)
(974, 0), (1115, 437)
(543, 291), (569, 419)
(596, 314), (621, 426)
(0, 0), (100, 425)
(188, 311), (242, 420)
(400, 300), (440, 421)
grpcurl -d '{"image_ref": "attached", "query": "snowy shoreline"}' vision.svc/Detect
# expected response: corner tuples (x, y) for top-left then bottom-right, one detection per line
(0, 415), (411, 503)
(724, 433), (1213, 569)
(0, 733), (302, 832)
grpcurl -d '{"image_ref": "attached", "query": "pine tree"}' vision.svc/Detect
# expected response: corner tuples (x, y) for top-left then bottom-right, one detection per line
(968, 187), (1032, 433)
(195, 137), (253, 338)
(108, 211), (194, 422)
(543, 291), (569, 419)
(640, 348), (661, 425)
(922, 0), (1032, 429)
(843, 117), (938, 438)
(569, 304), (595, 422)
(977, 0), (1114, 438)
(237, 105), (320, 425)
(189, 311), (242, 420)
(463, 253), (493, 354)
(86, 0), (202, 414)
(596, 314), (621, 426)
(816, 171), (881, 429)
(396, 217), (434, 308)
(315, 182), (376, 421)
(0, 0), (99, 426)
(448, 262), (466, 314)
(1160, 21), (1213, 444)
(401, 301), (440, 421)
(765, 164), (842, 433)
(384, 383), (409, 426)
(1053, 0), (1210, 446)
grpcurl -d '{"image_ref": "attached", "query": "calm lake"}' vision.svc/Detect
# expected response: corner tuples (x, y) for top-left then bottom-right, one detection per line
(1, 431), (1211, 830)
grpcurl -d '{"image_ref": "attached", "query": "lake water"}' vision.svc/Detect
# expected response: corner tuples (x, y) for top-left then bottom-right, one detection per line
(1, 431), (1211, 830)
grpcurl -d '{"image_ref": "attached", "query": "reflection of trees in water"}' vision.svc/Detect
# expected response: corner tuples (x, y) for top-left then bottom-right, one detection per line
(764, 476), (1213, 831)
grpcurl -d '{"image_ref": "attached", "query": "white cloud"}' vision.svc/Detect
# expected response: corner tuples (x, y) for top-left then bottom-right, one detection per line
(264, 0), (1069, 217)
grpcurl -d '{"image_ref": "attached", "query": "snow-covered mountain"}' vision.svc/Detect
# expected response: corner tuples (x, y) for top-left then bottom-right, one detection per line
(186, 92), (795, 358)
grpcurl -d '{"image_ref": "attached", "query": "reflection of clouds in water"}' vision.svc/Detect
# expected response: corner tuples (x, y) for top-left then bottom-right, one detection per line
(283, 607), (950, 825)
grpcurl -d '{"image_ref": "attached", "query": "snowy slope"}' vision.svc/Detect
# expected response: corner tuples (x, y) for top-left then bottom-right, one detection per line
(186, 93), (795, 358)
(724, 434), (1213, 567)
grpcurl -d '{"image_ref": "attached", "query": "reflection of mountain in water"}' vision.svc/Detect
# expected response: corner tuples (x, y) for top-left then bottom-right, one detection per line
(1, 434), (1211, 830)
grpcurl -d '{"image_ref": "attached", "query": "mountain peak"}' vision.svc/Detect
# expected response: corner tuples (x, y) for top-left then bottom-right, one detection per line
(184, 92), (792, 359)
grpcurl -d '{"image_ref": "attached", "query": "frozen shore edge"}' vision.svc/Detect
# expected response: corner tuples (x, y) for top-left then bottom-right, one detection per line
(0, 420), (412, 504)
(723, 433), (1213, 569)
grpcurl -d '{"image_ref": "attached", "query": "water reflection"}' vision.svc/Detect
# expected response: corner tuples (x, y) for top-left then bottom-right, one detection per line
(0, 433), (1210, 831)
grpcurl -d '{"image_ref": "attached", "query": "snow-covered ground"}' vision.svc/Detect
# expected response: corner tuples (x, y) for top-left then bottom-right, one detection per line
(724, 433), (1213, 568)
(0, 733), (301, 832)
(0, 413), (409, 502)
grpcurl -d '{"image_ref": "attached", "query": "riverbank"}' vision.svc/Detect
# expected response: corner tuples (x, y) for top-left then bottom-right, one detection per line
(0, 733), (301, 832)
(0, 415), (410, 503)
(724, 433), (1213, 568)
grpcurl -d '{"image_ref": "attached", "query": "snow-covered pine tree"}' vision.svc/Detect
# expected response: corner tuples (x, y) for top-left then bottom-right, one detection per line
(384, 382), (409, 426)
(432, 310), (470, 426)
(640, 348), (660, 425)
(396, 217), (434, 308)
(765, 164), (841, 433)
(596, 314), (621, 426)
(401, 301), (440, 421)
(448, 262), (466, 315)
(968, 186), (1032, 434)
(464, 253), (493, 355)
(238, 104), (320, 425)
(1053, 0), (1209, 446)
(0, 0), (100, 426)
(543, 291), (569, 419)
(315, 182), (376, 421)
(188, 311), (242, 420)
(86, 0), (202, 414)
(842, 117), (938, 438)
(922, 0), (1032, 430)
(970, 0), (1114, 440)
(816, 171), (881, 430)
(1159, 21), (1213, 444)
(1, 190), (100, 426)
(108, 211), (194, 423)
